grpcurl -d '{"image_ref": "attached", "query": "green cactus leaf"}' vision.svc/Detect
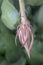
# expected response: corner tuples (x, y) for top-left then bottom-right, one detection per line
(37, 5), (43, 29)
(1, 0), (20, 30)
(25, 0), (43, 6)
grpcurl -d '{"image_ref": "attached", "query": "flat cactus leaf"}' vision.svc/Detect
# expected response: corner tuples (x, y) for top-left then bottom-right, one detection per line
(1, 0), (20, 30)
(25, 0), (43, 6)
(37, 5), (43, 29)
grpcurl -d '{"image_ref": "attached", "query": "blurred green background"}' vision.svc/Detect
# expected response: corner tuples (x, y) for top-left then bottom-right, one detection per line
(0, 0), (43, 65)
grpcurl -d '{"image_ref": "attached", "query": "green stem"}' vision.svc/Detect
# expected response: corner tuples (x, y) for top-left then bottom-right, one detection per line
(19, 0), (27, 23)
